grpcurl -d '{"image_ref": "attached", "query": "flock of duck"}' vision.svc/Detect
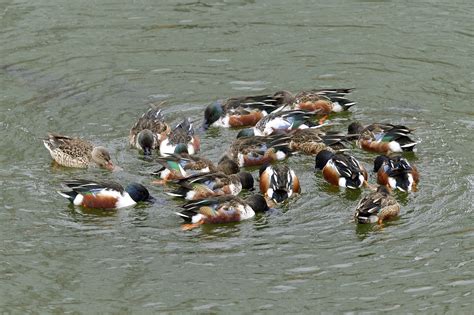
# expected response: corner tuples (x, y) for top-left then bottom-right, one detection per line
(44, 88), (419, 230)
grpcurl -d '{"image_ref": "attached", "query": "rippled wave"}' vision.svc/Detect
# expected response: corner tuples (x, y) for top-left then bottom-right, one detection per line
(1, 0), (473, 313)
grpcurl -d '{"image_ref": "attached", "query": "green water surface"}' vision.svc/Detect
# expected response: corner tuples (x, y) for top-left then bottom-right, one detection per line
(1, 0), (473, 313)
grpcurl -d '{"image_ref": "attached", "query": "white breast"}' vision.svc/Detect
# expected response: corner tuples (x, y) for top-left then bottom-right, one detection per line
(159, 139), (174, 156)
(213, 116), (230, 128)
(239, 204), (255, 221)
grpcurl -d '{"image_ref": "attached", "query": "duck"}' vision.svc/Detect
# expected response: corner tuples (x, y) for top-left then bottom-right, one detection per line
(279, 88), (356, 114)
(227, 133), (291, 167)
(43, 133), (117, 170)
(315, 150), (368, 189)
(354, 185), (400, 224)
(176, 194), (270, 230)
(243, 106), (324, 137)
(151, 153), (240, 184)
(58, 179), (153, 209)
(166, 171), (254, 200)
(203, 92), (288, 129)
(259, 164), (301, 203)
(347, 122), (418, 154)
(129, 107), (170, 155)
(159, 118), (200, 156)
(373, 155), (419, 192)
(284, 128), (348, 155)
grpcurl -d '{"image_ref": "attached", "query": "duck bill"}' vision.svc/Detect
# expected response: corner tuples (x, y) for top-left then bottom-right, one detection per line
(272, 190), (289, 203)
(106, 162), (122, 172)
(192, 136), (201, 153)
(201, 122), (209, 131)
(146, 195), (156, 203)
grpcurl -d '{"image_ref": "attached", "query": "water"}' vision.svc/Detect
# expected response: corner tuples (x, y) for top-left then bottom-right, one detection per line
(1, 0), (473, 313)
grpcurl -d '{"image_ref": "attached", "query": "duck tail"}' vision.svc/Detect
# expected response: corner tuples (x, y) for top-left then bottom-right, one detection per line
(165, 187), (188, 198)
(268, 133), (291, 148)
(240, 100), (280, 113)
(321, 132), (349, 150)
(399, 138), (418, 151)
(313, 88), (354, 96)
(150, 166), (166, 177)
(354, 203), (379, 224)
(57, 190), (77, 203)
(355, 214), (374, 224)
(143, 106), (165, 121)
(175, 210), (197, 223)
(313, 88), (356, 111)
(334, 97), (357, 110)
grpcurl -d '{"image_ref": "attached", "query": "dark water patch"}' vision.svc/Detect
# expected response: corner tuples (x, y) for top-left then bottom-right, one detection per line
(1, 0), (473, 312)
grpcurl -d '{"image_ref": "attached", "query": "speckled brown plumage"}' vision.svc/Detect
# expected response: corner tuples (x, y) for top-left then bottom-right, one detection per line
(227, 134), (290, 167)
(284, 128), (349, 155)
(355, 186), (400, 224)
(129, 107), (170, 150)
(43, 133), (113, 169)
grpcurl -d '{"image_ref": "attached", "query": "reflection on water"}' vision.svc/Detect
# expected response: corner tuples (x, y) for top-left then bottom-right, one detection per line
(1, 0), (473, 313)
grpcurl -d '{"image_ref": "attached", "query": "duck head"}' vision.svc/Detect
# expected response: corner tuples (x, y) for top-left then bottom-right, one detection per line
(203, 101), (224, 129)
(245, 194), (270, 213)
(137, 129), (154, 155)
(125, 183), (153, 203)
(91, 146), (116, 171)
(315, 150), (335, 170)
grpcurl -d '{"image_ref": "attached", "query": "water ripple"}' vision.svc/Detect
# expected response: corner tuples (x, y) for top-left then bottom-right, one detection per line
(1, 0), (473, 313)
